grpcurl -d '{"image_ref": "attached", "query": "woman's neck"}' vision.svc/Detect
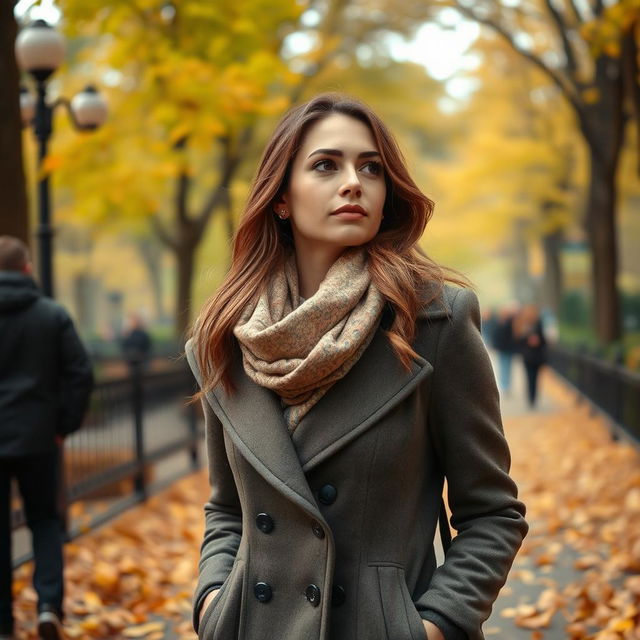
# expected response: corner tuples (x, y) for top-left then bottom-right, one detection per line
(294, 244), (345, 298)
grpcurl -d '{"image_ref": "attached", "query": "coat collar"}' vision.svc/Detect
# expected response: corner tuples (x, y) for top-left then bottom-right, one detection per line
(186, 287), (451, 515)
(290, 328), (432, 473)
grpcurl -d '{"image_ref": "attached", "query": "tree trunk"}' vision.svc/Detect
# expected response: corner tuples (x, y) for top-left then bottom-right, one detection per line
(511, 218), (537, 304)
(0, 2), (29, 243)
(541, 229), (564, 314)
(174, 224), (197, 340)
(579, 54), (625, 343)
(585, 151), (621, 343)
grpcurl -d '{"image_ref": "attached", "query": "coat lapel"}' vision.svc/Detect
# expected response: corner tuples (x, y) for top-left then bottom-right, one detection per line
(215, 357), (323, 514)
(290, 327), (433, 473)
(186, 288), (450, 515)
(187, 340), (320, 516)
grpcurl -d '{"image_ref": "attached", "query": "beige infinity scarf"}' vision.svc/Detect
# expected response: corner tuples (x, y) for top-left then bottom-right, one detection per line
(234, 248), (384, 431)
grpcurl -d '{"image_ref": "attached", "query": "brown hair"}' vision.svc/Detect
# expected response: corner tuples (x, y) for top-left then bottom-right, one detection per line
(0, 236), (30, 271)
(191, 93), (468, 395)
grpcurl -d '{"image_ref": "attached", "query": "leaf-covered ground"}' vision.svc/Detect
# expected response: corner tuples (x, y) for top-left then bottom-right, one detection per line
(489, 371), (640, 639)
(12, 477), (207, 640)
(11, 369), (640, 639)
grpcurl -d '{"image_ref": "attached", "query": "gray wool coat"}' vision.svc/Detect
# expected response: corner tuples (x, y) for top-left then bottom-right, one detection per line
(185, 285), (528, 640)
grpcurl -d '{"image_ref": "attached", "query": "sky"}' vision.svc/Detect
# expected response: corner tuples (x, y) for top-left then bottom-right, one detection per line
(14, 0), (481, 104)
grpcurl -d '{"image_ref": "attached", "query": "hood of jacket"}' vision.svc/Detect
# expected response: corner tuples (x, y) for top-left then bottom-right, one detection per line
(0, 271), (40, 312)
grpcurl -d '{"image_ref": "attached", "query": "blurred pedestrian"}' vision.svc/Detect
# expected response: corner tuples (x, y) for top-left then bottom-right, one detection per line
(491, 302), (519, 397)
(186, 94), (527, 640)
(120, 314), (153, 366)
(480, 306), (497, 343)
(0, 236), (93, 640)
(514, 304), (547, 408)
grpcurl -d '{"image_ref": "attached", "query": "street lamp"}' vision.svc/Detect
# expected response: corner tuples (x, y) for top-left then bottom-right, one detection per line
(15, 19), (107, 298)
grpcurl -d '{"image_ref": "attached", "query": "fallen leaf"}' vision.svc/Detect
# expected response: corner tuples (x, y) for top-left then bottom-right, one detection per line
(123, 621), (165, 638)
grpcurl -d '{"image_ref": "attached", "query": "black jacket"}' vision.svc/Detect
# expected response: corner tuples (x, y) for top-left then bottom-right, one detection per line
(517, 319), (547, 366)
(0, 271), (94, 457)
(491, 316), (516, 353)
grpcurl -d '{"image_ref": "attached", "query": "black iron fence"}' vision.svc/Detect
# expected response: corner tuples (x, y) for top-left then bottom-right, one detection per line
(547, 343), (640, 446)
(11, 359), (203, 566)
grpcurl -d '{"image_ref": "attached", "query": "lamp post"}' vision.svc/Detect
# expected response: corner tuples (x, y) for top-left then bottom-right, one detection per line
(15, 19), (107, 298)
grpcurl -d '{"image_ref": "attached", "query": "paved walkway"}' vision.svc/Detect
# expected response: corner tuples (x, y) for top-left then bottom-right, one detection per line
(486, 358), (581, 638)
(10, 355), (639, 639)
(487, 356), (640, 638)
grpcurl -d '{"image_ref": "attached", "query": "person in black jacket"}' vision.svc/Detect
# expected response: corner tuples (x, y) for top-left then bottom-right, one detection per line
(120, 314), (153, 366)
(0, 236), (93, 640)
(491, 303), (519, 397)
(513, 304), (547, 408)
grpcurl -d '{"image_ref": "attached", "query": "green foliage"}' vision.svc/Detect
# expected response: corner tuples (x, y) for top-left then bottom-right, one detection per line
(559, 289), (592, 328)
(558, 289), (640, 370)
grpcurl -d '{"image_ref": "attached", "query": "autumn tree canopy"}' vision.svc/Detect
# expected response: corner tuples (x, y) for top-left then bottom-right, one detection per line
(434, 0), (640, 342)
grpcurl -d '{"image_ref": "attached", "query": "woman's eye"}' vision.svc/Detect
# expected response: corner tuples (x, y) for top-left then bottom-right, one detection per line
(361, 161), (382, 176)
(312, 159), (336, 172)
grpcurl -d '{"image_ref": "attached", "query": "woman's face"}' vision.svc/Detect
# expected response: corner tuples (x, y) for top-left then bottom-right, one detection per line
(279, 113), (386, 255)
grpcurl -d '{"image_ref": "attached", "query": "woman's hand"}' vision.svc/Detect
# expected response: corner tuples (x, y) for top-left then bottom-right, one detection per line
(422, 619), (445, 640)
(198, 588), (220, 626)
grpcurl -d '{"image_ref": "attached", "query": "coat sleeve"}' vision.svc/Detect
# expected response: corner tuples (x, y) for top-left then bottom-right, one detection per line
(416, 288), (528, 640)
(56, 310), (94, 436)
(185, 340), (243, 633)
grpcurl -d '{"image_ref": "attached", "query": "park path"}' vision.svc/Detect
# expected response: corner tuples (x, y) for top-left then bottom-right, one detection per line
(11, 358), (640, 639)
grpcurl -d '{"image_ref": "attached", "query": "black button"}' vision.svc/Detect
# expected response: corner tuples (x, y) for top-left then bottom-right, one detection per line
(332, 584), (346, 607)
(256, 512), (274, 534)
(305, 584), (321, 607)
(318, 484), (337, 505)
(311, 521), (325, 539)
(254, 582), (272, 603)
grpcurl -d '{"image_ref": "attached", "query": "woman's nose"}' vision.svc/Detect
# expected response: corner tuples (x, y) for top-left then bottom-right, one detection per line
(339, 167), (362, 197)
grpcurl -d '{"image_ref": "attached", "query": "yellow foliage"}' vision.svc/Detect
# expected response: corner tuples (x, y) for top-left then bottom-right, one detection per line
(40, 153), (65, 176)
(582, 88), (600, 104)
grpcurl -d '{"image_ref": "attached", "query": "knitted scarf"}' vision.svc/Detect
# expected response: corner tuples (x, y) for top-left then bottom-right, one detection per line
(234, 248), (384, 432)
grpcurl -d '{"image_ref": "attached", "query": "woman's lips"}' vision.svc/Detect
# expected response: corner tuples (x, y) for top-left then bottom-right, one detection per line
(331, 205), (367, 219)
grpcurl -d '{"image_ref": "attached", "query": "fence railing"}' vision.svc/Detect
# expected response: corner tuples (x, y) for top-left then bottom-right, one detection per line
(11, 359), (202, 566)
(547, 343), (640, 446)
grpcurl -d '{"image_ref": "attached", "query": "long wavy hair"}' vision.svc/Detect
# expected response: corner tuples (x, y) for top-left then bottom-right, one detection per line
(191, 93), (468, 395)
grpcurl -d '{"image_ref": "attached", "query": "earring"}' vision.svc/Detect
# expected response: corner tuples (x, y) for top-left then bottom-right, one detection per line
(277, 209), (289, 220)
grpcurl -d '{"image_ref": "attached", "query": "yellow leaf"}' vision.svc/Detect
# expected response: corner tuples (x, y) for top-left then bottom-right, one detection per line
(603, 41), (621, 57)
(169, 123), (192, 144)
(83, 590), (103, 610)
(123, 621), (165, 638)
(610, 618), (634, 632)
(94, 560), (120, 590)
(582, 88), (600, 104)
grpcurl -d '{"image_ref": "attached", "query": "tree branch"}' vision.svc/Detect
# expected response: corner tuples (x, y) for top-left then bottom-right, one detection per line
(622, 20), (640, 175)
(287, 0), (349, 105)
(565, 0), (585, 24)
(172, 135), (190, 224)
(150, 215), (178, 252)
(591, 0), (605, 18)
(195, 127), (254, 233)
(452, 2), (584, 117)
(542, 0), (578, 75)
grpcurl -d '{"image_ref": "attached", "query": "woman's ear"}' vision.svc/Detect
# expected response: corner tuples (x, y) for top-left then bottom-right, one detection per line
(273, 193), (290, 219)
(273, 193), (288, 213)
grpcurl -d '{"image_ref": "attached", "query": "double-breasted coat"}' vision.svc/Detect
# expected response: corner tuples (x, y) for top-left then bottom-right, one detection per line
(186, 285), (528, 640)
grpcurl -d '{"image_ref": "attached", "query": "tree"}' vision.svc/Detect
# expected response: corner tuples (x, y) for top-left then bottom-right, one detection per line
(0, 1), (29, 243)
(51, 0), (302, 336)
(52, 0), (439, 338)
(421, 31), (582, 307)
(438, 0), (640, 343)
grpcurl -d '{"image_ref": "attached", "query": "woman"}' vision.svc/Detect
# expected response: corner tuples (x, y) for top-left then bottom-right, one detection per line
(186, 94), (527, 640)
(513, 304), (547, 408)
